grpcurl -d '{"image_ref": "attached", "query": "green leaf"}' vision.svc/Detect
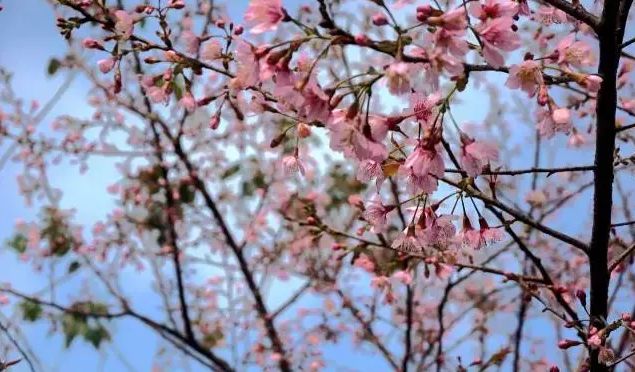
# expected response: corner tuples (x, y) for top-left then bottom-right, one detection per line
(83, 325), (110, 349)
(202, 328), (223, 349)
(47, 58), (61, 76)
(20, 300), (43, 322)
(62, 314), (87, 348)
(221, 164), (241, 179)
(178, 182), (196, 204)
(68, 261), (80, 273)
(8, 234), (27, 253)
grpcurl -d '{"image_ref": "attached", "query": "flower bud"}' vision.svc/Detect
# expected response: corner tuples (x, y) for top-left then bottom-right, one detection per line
(575, 289), (587, 306)
(82, 38), (103, 50)
(558, 339), (582, 349)
(297, 122), (312, 138)
(372, 13), (388, 26)
(354, 34), (370, 46)
(209, 114), (220, 130)
(621, 313), (632, 322)
(270, 132), (286, 148)
(97, 58), (116, 74)
(332, 243), (344, 251)
(537, 85), (549, 106)
(168, 0), (185, 9)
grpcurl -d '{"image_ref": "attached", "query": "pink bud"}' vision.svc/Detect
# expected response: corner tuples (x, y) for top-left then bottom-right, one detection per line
(354, 34), (370, 46)
(537, 85), (549, 106)
(168, 0), (185, 9)
(372, 13), (389, 26)
(332, 243), (344, 251)
(416, 5), (433, 22)
(97, 58), (116, 73)
(583, 75), (602, 93)
(297, 122), (311, 138)
(549, 366), (560, 372)
(234, 25), (244, 35)
(621, 313), (632, 322)
(179, 93), (197, 112)
(215, 19), (226, 28)
(82, 38), (103, 49)
(209, 114), (220, 130)
(558, 339), (582, 349)
(164, 50), (180, 62)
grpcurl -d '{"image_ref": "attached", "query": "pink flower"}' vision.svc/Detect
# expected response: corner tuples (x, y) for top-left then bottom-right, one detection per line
(400, 142), (444, 194)
(526, 190), (547, 207)
(356, 159), (385, 190)
(418, 213), (458, 250)
(282, 154), (305, 176)
(368, 116), (391, 142)
(470, 0), (518, 20)
(430, 8), (467, 32)
(353, 253), (375, 273)
(536, 6), (568, 25)
(201, 40), (222, 61)
(97, 58), (116, 73)
(552, 108), (571, 125)
(300, 81), (330, 123)
(244, 0), (286, 34)
(568, 131), (586, 147)
(587, 333), (602, 350)
(363, 198), (394, 231)
(114, 10), (134, 39)
(327, 110), (387, 162)
(392, 226), (423, 254)
(506, 60), (543, 96)
(476, 17), (521, 68)
(230, 41), (260, 89)
(460, 139), (499, 177)
(403, 143), (445, 179)
(432, 29), (469, 57)
(536, 107), (571, 138)
(598, 347), (615, 365)
(147, 86), (168, 104)
(556, 34), (593, 67)
(392, 270), (413, 285)
(182, 30), (200, 54)
(384, 62), (411, 95)
(427, 49), (465, 79)
(460, 216), (502, 250)
(408, 92), (442, 125)
(583, 75), (602, 93)
(479, 217), (504, 245)
(460, 217), (483, 249)
(402, 170), (439, 194)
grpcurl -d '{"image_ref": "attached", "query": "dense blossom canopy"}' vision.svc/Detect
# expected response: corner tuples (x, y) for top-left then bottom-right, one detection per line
(1, 0), (635, 371)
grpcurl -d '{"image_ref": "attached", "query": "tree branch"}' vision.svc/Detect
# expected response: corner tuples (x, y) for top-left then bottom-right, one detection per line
(540, 0), (600, 30)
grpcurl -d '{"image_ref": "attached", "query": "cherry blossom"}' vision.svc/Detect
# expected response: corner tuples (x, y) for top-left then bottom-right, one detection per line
(244, 0), (286, 34)
(476, 17), (521, 68)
